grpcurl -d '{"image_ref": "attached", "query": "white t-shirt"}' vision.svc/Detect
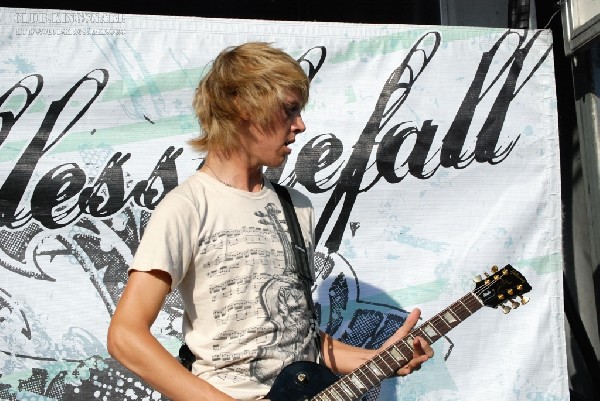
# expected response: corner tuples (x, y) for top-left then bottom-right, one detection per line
(130, 171), (319, 399)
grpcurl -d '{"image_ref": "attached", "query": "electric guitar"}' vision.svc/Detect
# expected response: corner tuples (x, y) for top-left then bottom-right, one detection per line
(266, 264), (532, 401)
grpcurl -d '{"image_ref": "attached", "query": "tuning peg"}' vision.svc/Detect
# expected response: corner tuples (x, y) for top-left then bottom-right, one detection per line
(510, 300), (520, 309)
(484, 272), (490, 277)
(491, 265), (499, 273)
(519, 295), (530, 305)
(473, 275), (483, 283)
(502, 305), (511, 314)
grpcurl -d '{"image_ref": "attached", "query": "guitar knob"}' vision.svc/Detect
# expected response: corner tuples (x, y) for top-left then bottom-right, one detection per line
(502, 305), (511, 314)
(520, 295), (530, 305)
(297, 373), (307, 383)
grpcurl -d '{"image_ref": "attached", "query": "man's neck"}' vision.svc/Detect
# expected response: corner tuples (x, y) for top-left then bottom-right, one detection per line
(201, 154), (264, 192)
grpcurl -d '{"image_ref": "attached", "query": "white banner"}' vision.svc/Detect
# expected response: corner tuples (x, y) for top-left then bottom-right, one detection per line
(0, 8), (566, 401)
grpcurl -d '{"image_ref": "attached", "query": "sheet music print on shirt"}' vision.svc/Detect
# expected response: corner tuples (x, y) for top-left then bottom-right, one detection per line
(197, 201), (318, 386)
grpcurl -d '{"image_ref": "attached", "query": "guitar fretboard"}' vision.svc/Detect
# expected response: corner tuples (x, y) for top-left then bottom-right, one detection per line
(312, 291), (484, 401)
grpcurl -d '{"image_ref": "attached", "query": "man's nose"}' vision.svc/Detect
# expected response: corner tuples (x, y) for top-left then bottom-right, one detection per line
(293, 115), (306, 133)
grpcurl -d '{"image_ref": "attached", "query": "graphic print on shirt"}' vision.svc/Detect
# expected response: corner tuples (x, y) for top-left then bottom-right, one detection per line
(197, 201), (315, 386)
(250, 202), (316, 384)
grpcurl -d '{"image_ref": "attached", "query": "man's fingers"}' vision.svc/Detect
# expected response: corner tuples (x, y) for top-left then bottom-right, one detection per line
(402, 308), (422, 331)
(394, 337), (433, 376)
(413, 336), (434, 358)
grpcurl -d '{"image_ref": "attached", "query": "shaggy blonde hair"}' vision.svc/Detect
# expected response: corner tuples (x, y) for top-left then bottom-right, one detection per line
(190, 42), (310, 155)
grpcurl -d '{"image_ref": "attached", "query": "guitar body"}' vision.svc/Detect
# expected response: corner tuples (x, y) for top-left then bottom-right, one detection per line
(266, 361), (339, 401)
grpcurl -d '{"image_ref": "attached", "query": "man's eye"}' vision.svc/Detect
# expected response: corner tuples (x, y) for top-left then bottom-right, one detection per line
(284, 104), (300, 116)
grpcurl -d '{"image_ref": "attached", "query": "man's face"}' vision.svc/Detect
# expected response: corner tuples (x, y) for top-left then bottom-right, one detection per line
(241, 90), (306, 168)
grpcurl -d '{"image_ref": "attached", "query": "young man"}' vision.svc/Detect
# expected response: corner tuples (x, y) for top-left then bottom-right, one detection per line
(107, 42), (433, 401)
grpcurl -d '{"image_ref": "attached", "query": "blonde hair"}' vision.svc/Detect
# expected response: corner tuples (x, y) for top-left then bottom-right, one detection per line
(190, 42), (310, 155)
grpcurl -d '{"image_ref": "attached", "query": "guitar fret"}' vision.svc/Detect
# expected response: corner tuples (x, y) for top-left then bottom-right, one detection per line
(389, 344), (406, 362)
(450, 305), (467, 322)
(327, 375), (366, 401)
(337, 380), (357, 400)
(434, 315), (449, 329)
(341, 375), (363, 398)
(438, 310), (456, 330)
(329, 386), (343, 401)
(378, 352), (396, 375)
(360, 369), (376, 386)
(349, 373), (367, 392)
(422, 322), (440, 342)
(456, 298), (476, 318)
(456, 300), (470, 315)
(367, 360), (385, 378)
(413, 328), (425, 340)
(403, 335), (414, 347)
(431, 316), (451, 338)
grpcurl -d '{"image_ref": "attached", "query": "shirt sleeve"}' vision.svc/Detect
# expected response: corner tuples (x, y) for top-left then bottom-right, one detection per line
(130, 192), (200, 291)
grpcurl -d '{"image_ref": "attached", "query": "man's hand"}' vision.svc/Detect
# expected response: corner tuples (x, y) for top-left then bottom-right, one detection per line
(378, 308), (434, 376)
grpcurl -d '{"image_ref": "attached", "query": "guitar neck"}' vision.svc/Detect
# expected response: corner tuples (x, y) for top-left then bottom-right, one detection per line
(313, 291), (484, 401)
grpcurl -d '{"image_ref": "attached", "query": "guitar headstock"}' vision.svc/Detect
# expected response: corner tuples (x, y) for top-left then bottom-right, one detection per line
(473, 264), (532, 313)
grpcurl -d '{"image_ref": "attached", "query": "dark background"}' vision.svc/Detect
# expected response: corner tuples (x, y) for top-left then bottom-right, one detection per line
(0, 0), (440, 24)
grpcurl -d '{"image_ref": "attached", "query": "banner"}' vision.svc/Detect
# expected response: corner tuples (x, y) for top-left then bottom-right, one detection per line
(0, 8), (566, 401)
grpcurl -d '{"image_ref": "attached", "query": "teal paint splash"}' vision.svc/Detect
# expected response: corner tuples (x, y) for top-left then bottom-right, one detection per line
(101, 67), (204, 103)
(0, 114), (196, 162)
(516, 253), (562, 275)
(329, 26), (509, 64)
(387, 226), (447, 253)
(7, 55), (36, 74)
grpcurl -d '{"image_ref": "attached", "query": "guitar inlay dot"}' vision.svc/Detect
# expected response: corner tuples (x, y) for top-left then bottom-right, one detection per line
(443, 311), (457, 324)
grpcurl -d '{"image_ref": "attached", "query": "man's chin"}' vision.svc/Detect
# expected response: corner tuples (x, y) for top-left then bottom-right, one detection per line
(264, 156), (288, 169)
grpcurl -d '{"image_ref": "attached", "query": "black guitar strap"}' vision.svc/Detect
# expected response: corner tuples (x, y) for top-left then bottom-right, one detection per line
(271, 183), (313, 284)
(271, 182), (321, 356)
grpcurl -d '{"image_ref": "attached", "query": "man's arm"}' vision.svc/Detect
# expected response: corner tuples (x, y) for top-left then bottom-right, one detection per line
(319, 308), (433, 376)
(107, 270), (237, 401)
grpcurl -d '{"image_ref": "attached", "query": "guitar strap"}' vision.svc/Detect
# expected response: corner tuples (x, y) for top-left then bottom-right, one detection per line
(271, 182), (322, 358)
